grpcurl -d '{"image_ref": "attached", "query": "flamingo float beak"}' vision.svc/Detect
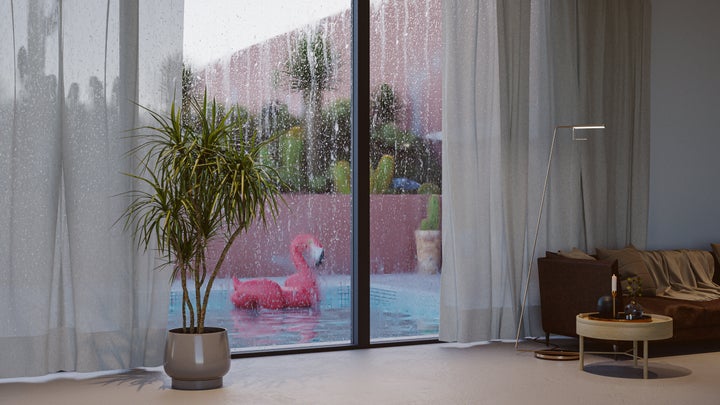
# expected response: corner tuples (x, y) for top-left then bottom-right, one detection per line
(308, 242), (324, 267)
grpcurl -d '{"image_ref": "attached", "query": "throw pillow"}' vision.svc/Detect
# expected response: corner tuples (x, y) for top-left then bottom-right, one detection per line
(712, 244), (720, 275)
(596, 246), (657, 296)
(558, 248), (596, 260)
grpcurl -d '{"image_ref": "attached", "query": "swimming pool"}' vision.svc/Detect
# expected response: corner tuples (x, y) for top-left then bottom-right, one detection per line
(168, 274), (440, 351)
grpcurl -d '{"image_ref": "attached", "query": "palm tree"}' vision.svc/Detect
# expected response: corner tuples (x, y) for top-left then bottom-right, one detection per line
(281, 29), (337, 190)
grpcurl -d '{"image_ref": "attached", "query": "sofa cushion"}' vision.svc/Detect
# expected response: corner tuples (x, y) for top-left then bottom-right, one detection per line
(712, 243), (720, 264)
(558, 248), (596, 260)
(596, 246), (657, 296)
(640, 296), (720, 330)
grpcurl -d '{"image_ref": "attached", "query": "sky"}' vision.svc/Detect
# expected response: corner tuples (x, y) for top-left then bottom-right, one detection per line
(183, 0), (351, 67)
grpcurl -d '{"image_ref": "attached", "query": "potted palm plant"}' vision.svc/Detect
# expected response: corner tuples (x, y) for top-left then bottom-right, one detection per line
(122, 91), (284, 390)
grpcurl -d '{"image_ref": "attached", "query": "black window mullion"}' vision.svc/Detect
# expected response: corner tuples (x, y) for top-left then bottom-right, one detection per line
(351, 0), (370, 348)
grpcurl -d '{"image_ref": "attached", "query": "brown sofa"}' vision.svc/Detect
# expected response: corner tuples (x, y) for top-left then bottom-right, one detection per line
(537, 245), (720, 344)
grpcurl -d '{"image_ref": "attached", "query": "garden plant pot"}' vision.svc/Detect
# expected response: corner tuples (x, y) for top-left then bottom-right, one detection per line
(164, 327), (231, 390)
(415, 229), (441, 274)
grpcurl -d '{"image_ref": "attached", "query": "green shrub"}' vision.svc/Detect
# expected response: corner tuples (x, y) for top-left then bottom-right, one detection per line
(277, 126), (306, 190)
(371, 83), (401, 130)
(417, 182), (441, 195)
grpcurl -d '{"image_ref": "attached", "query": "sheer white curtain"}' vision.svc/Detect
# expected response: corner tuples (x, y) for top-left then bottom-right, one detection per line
(0, 0), (183, 377)
(440, 0), (650, 342)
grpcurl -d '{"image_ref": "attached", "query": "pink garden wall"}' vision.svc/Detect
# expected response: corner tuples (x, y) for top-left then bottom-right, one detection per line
(195, 0), (442, 139)
(209, 194), (438, 279)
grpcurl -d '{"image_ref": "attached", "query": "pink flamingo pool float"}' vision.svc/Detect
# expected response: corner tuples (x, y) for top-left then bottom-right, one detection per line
(231, 234), (324, 310)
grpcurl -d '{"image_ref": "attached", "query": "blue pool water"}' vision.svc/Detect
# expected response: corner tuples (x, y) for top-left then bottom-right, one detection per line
(168, 274), (440, 351)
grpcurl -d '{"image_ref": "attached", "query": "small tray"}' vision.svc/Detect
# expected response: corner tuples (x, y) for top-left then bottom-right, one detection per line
(586, 313), (652, 322)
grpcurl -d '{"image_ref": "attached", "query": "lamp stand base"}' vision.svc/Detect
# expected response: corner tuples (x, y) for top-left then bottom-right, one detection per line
(534, 349), (580, 361)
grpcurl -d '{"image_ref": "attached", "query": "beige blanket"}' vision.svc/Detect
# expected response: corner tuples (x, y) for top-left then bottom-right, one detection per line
(639, 250), (720, 301)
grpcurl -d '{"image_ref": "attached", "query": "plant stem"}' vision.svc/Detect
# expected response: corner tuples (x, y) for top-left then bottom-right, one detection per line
(179, 263), (194, 333)
(199, 224), (245, 332)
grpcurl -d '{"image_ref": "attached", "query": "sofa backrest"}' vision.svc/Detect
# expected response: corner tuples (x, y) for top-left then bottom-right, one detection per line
(537, 253), (618, 338)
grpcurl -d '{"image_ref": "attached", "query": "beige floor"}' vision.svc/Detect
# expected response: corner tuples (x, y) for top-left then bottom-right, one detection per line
(1, 340), (719, 405)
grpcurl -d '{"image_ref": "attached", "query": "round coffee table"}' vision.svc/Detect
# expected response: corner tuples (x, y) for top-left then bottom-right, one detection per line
(576, 313), (673, 379)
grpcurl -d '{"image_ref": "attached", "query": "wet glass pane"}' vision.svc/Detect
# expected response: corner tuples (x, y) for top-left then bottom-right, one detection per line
(369, 0), (442, 341)
(178, 0), (441, 351)
(179, 1), (353, 352)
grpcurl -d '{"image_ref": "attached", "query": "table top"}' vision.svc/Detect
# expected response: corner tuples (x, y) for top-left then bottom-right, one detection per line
(576, 313), (673, 341)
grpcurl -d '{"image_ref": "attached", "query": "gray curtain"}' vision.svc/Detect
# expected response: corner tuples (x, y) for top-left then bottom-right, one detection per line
(0, 0), (183, 377)
(440, 0), (650, 343)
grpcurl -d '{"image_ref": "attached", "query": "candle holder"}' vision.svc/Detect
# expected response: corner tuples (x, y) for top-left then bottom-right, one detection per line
(612, 290), (617, 319)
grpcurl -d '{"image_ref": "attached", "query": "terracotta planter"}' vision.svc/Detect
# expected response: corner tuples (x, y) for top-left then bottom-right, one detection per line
(164, 327), (231, 390)
(415, 229), (441, 274)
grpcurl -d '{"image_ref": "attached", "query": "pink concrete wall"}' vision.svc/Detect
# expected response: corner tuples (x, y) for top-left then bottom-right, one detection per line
(196, 0), (441, 138)
(209, 193), (439, 279)
(194, 4), (444, 280)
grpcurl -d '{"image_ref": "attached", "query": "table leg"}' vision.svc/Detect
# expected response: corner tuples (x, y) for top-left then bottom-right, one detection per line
(643, 340), (649, 379)
(579, 335), (584, 371)
(633, 341), (638, 367)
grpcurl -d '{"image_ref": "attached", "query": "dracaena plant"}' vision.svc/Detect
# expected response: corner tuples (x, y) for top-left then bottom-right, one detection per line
(122, 91), (284, 333)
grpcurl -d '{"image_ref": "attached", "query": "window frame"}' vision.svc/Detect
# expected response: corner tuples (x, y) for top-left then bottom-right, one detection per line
(230, 0), (439, 360)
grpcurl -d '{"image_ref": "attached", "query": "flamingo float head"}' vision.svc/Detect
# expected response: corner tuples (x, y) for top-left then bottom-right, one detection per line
(292, 233), (324, 267)
(233, 234), (325, 310)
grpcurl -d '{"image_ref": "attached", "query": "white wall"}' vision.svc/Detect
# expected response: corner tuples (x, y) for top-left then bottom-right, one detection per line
(647, 0), (720, 249)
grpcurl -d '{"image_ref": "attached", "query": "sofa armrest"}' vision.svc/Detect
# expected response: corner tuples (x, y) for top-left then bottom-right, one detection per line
(537, 255), (619, 338)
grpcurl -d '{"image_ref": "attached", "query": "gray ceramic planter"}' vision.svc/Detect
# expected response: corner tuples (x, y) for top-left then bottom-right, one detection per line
(164, 327), (231, 390)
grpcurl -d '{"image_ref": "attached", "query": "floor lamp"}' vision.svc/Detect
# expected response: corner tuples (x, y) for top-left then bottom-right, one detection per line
(514, 124), (606, 359)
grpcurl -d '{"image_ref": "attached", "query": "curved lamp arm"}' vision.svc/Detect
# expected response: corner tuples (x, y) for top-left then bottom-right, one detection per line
(514, 124), (605, 349)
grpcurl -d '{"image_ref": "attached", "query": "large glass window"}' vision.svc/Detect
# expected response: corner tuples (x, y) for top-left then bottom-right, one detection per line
(177, 0), (441, 353)
(369, 0), (442, 342)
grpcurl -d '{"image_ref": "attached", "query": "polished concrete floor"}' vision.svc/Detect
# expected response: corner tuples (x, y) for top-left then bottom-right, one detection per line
(1, 340), (719, 405)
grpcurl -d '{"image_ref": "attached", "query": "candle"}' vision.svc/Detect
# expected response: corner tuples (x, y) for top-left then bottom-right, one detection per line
(612, 275), (617, 293)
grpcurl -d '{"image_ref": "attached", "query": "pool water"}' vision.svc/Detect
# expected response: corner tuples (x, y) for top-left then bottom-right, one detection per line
(168, 274), (440, 351)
